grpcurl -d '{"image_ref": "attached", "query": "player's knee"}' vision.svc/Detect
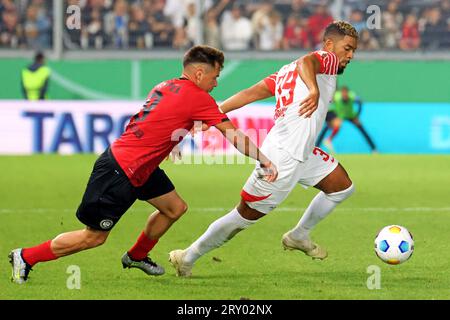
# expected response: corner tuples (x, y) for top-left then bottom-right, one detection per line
(164, 201), (188, 220)
(82, 230), (108, 249)
(325, 183), (355, 203)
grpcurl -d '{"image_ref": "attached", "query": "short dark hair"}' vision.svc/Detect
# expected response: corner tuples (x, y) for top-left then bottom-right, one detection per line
(323, 21), (359, 41)
(34, 51), (45, 62)
(183, 45), (225, 70)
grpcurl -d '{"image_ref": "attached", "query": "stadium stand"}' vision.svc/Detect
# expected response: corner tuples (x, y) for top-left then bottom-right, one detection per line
(0, 0), (449, 50)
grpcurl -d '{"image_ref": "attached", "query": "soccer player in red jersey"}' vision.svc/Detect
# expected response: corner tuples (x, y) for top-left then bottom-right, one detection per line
(169, 22), (359, 277)
(9, 46), (278, 284)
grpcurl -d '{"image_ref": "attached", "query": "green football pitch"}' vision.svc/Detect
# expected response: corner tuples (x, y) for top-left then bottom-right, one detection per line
(1, 154), (449, 300)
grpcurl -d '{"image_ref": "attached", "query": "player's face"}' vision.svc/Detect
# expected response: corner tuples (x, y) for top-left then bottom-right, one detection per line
(195, 62), (221, 93)
(331, 36), (358, 74)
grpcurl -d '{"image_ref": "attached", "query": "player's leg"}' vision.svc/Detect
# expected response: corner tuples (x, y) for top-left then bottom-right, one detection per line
(143, 190), (188, 239)
(9, 148), (135, 284)
(324, 116), (342, 152)
(283, 149), (354, 259)
(51, 228), (110, 257)
(316, 111), (335, 147)
(351, 117), (377, 152)
(169, 144), (297, 276)
(169, 199), (265, 276)
(328, 117), (342, 141)
(316, 121), (331, 147)
(9, 227), (110, 284)
(293, 163), (354, 237)
(122, 168), (180, 276)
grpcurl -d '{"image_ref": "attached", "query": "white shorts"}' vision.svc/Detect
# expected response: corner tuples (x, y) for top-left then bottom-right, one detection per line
(241, 141), (339, 214)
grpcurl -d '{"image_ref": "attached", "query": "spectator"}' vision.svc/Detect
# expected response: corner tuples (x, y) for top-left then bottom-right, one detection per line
(380, 2), (403, 49)
(220, 4), (253, 51)
(165, 0), (214, 49)
(182, 1), (200, 47)
(258, 9), (283, 51)
(282, 14), (311, 50)
(251, 0), (273, 49)
(348, 9), (366, 34)
(276, 0), (311, 22)
(128, 3), (151, 49)
(421, 6), (447, 50)
(0, 0), (17, 14)
(164, 0), (212, 30)
(357, 29), (380, 51)
(203, 0), (231, 49)
(2, 0), (450, 51)
(445, 16), (450, 48)
(104, 0), (129, 48)
(307, 4), (334, 49)
(442, 0), (450, 22)
(23, 4), (51, 49)
(147, 0), (175, 48)
(0, 7), (22, 48)
(204, 8), (221, 49)
(399, 13), (420, 51)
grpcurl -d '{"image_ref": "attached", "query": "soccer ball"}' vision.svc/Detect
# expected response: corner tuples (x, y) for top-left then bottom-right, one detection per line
(374, 225), (414, 265)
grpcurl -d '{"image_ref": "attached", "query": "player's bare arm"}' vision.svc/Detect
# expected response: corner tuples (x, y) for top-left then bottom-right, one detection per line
(296, 53), (322, 118)
(215, 120), (278, 182)
(218, 80), (274, 114)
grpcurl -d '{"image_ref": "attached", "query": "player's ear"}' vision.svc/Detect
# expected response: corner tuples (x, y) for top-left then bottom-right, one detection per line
(323, 38), (334, 51)
(194, 67), (204, 84)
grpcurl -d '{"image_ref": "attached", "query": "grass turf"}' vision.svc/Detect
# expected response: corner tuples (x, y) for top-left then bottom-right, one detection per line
(0, 154), (449, 299)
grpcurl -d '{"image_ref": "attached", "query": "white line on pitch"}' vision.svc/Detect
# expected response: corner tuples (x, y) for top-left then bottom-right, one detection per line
(1, 207), (450, 214)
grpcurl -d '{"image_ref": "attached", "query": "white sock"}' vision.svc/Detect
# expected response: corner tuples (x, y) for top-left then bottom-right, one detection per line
(184, 208), (255, 264)
(290, 192), (338, 241)
(290, 184), (355, 241)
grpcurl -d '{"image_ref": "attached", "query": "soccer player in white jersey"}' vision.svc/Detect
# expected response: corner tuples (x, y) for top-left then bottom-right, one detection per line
(169, 21), (359, 277)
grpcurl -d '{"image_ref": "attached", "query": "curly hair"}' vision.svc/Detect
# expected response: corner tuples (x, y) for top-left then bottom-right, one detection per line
(324, 21), (359, 40)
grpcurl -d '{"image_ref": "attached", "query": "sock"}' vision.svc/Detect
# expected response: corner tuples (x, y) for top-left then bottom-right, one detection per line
(290, 185), (355, 240)
(22, 240), (58, 267)
(128, 232), (158, 261)
(290, 192), (339, 240)
(329, 126), (340, 140)
(184, 208), (255, 264)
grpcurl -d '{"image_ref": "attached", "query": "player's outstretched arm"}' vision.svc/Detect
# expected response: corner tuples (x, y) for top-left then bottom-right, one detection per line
(215, 120), (278, 182)
(218, 80), (273, 114)
(297, 53), (322, 118)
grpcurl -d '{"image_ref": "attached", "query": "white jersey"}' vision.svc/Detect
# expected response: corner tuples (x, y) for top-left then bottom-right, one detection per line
(263, 50), (339, 161)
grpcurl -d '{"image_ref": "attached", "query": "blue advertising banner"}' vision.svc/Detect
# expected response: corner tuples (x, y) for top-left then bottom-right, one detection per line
(319, 103), (450, 154)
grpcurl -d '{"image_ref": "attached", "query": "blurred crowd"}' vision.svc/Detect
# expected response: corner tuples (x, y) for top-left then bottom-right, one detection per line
(1, 0), (450, 51)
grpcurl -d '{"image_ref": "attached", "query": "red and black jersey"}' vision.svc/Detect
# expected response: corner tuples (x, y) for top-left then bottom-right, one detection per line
(111, 78), (228, 187)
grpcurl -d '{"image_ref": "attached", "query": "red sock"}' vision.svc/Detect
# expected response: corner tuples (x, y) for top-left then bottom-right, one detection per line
(128, 232), (158, 261)
(22, 240), (58, 267)
(330, 126), (340, 140)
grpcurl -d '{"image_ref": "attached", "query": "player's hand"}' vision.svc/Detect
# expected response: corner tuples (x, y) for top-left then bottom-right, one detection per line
(190, 122), (210, 136)
(258, 161), (278, 182)
(166, 145), (182, 161)
(299, 90), (319, 118)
